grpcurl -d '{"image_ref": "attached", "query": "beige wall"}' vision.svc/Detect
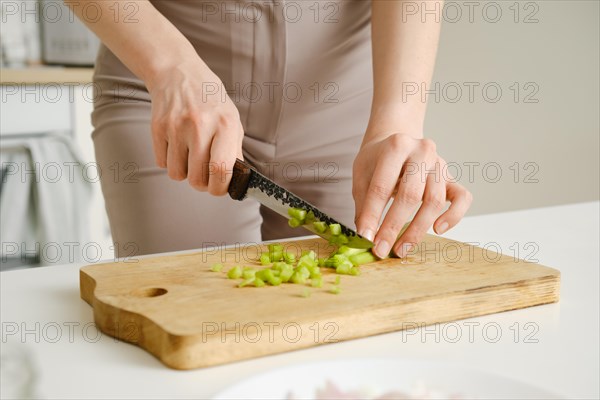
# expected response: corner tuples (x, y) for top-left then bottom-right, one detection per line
(425, 0), (599, 215)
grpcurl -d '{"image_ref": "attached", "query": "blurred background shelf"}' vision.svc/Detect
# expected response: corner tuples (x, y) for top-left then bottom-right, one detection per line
(0, 67), (94, 84)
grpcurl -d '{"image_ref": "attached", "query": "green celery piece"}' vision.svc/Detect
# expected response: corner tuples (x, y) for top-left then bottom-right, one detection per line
(283, 252), (296, 263)
(317, 258), (327, 267)
(288, 207), (307, 222)
(297, 266), (311, 280)
(336, 263), (352, 275)
(313, 221), (327, 233)
(270, 250), (284, 262)
(311, 276), (323, 288)
(332, 254), (349, 267)
(291, 271), (307, 285)
(280, 268), (294, 283)
(271, 269), (281, 277)
(227, 266), (242, 279)
(242, 268), (256, 279)
(256, 268), (275, 282)
(350, 266), (361, 276)
(268, 243), (284, 252)
(349, 251), (376, 266)
(305, 210), (316, 224)
(337, 246), (367, 256)
(330, 285), (341, 295)
(334, 275), (341, 285)
(302, 288), (311, 298)
(254, 278), (266, 287)
(259, 253), (271, 266)
(210, 263), (223, 272)
(268, 276), (282, 286)
(272, 262), (291, 271)
(308, 265), (321, 278)
(238, 277), (255, 287)
(329, 223), (342, 236)
(288, 218), (302, 228)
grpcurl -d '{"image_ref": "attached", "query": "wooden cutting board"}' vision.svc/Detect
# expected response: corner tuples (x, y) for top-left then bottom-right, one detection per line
(80, 235), (560, 370)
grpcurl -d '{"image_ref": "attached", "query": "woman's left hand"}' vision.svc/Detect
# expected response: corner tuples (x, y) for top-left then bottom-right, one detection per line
(353, 132), (473, 259)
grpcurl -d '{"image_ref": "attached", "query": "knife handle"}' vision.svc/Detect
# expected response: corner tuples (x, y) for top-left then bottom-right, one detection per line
(228, 159), (252, 201)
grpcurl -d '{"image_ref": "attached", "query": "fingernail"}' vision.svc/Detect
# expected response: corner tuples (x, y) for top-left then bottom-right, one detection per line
(437, 222), (449, 234)
(375, 240), (391, 259)
(397, 243), (413, 258)
(360, 228), (375, 242)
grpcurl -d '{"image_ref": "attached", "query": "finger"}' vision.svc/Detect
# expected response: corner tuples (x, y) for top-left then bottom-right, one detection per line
(187, 132), (212, 191)
(433, 182), (473, 234)
(207, 126), (243, 196)
(151, 121), (168, 168)
(394, 163), (446, 257)
(166, 131), (189, 181)
(372, 156), (429, 258)
(354, 153), (405, 244)
(352, 162), (376, 231)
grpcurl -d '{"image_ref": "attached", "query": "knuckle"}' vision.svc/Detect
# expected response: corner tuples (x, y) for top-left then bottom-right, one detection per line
(399, 185), (422, 205)
(424, 193), (446, 210)
(421, 138), (437, 153)
(368, 182), (394, 201)
(389, 134), (410, 151)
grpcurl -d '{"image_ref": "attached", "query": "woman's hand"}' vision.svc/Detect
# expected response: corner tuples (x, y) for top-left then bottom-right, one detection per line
(353, 132), (473, 259)
(147, 61), (244, 195)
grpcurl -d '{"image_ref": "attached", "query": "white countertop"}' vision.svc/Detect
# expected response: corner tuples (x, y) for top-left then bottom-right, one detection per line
(1, 202), (598, 399)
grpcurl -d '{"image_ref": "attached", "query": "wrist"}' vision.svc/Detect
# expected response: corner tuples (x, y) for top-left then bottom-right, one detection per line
(143, 48), (214, 93)
(364, 103), (425, 143)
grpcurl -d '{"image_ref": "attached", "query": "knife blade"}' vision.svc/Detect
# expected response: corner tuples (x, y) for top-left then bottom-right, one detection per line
(228, 159), (374, 249)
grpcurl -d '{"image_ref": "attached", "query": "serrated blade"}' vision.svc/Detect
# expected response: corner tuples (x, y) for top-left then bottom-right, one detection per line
(228, 159), (374, 249)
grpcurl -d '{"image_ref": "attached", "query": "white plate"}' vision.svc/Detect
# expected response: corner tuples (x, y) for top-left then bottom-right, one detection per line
(213, 358), (561, 400)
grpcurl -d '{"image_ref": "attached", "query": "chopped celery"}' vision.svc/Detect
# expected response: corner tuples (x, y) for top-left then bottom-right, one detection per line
(329, 234), (349, 245)
(242, 268), (256, 279)
(317, 258), (326, 267)
(279, 268), (294, 282)
(254, 278), (266, 287)
(288, 218), (302, 228)
(302, 288), (311, 298)
(336, 263), (352, 275)
(305, 210), (316, 224)
(313, 221), (327, 233)
(238, 277), (255, 287)
(268, 276), (282, 286)
(268, 243), (284, 252)
(210, 263), (223, 272)
(227, 265), (242, 279)
(334, 275), (341, 285)
(288, 207), (307, 221)
(256, 268), (275, 282)
(308, 266), (321, 279)
(291, 271), (307, 285)
(284, 252), (296, 263)
(329, 223), (342, 236)
(311, 276), (323, 288)
(269, 250), (284, 262)
(349, 266), (361, 276)
(330, 285), (341, 295)
(349, 251), (376, 266)
(297, 266), (310, 280)
(259, 253), (271, 266)
(337, 246), (367, 256)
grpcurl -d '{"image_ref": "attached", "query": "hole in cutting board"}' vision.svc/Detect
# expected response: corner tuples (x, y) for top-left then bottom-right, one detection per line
(130, 288), (168, 298)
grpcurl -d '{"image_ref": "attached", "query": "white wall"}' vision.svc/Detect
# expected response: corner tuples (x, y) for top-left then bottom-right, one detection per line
(425, 0), (599, 214)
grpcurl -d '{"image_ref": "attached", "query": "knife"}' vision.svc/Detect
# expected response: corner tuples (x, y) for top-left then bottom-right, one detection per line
(228, 158), (374, 249)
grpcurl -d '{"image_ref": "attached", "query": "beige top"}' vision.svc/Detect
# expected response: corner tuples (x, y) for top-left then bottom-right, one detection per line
(95, 1), (373, 153)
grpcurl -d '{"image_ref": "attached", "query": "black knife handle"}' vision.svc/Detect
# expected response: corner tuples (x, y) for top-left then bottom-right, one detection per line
(228, 158), (252, 201)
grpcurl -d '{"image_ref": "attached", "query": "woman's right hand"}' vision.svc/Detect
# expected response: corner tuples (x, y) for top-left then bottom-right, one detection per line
(147, 60), (244, 196)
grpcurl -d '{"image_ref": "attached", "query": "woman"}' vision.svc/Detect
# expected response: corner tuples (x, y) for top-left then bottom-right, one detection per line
(71, 1), (472, 259)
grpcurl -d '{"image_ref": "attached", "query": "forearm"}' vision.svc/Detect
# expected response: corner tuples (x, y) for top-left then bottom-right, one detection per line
(368, 0), (443, 139)
(66, 0), (210, 90)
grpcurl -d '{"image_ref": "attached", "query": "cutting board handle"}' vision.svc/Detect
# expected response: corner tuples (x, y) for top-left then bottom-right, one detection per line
(228, 158), (252, 201)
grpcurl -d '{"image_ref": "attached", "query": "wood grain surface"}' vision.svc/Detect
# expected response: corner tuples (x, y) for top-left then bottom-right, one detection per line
(80, 235), (560, 369)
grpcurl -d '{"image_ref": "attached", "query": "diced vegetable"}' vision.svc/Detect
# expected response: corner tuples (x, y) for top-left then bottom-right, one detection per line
(284, 252), (296, 263)
(349, 251), (376, 266)
(259, 253), (271, 266)
(288, 218), (302, 228)
(254, 278), (266, 287)
(311, 276), (323, 288)
(227, 266), (242, 279)
(288, 207), (307, 222)
(329, 223), (342, 236)
(210, 263), (223, 272)
(313, 221), (327, 233)
(238, 277), (255, 287)
(329, 285), (341, 295)
(242, 268), (256, 279)
(302, 288), (311, 298)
